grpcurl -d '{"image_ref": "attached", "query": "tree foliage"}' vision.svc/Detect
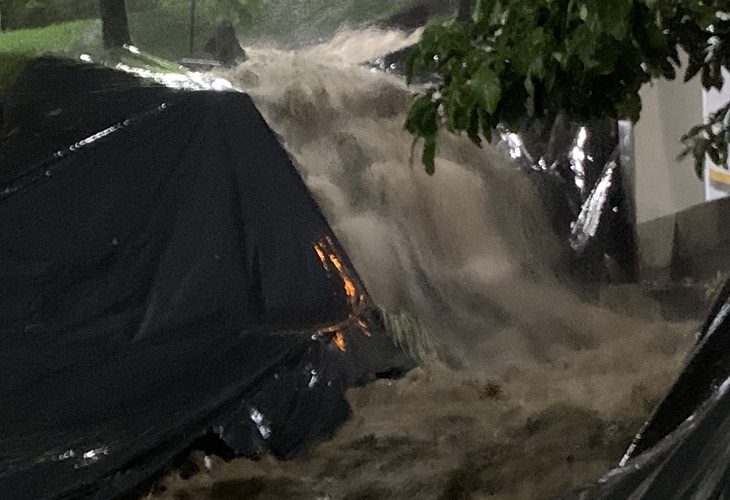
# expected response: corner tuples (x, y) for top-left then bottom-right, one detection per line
(405, 0), (730, 175)
(0, 0), (97, 30)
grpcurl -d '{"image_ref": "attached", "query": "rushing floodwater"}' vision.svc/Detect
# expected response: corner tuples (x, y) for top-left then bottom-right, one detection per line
(149, 29), (697, 499)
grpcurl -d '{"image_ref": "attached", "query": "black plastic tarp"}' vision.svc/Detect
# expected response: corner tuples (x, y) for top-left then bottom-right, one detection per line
(0, 58), (413, 499)
(496, 118), (638, 286)
(576, 280), (730, 499)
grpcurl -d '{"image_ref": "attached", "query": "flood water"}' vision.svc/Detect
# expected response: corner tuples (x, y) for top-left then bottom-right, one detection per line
(148, 29), (698, 500)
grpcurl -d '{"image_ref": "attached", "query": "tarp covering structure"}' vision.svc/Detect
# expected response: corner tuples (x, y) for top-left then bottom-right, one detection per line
(496, 118), (638, 286)
(576, 279), (730, 499)
(0, 57), (413, 499)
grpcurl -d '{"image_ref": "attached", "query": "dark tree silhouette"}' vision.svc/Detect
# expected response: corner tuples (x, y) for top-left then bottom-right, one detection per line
(99, 0), (131, 49)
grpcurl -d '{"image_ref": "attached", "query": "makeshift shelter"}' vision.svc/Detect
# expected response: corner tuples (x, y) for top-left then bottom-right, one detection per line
(0, 57), (413, 499)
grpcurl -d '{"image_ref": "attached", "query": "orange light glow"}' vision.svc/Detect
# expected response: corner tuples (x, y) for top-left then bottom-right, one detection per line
(355, 318), (372, 337)
(333, 331), (347, 351)
(313, 244), (329, 271)
(329, 252), (358, 301)
(313, 235), (373, 351)
(313, 236), (362, 308)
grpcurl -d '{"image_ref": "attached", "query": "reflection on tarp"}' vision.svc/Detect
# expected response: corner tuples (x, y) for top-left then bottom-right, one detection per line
(365, 45), (636, 285)
(314, 235), (375, 352)
(0, 57), (413, 499)
(496, 118), (637, 285)
(570, 158), (618, 254)
(575, 280), (730, 499)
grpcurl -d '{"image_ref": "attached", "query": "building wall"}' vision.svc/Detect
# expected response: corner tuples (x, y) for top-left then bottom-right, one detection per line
(633, 74), (705, 224)
(633, 70), (730, 282)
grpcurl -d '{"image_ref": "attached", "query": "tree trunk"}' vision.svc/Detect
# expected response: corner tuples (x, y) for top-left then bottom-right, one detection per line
(456, 0), (472, 22)
(99, 0), (131, 49)
(189, 0), (196, 56)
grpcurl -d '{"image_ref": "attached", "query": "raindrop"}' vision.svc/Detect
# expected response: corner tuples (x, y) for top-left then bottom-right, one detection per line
(57, 449), (76, 461)
(249, 407), (271, 439)
(250, 408), (264, 424)
(75, 446), (109, 468)
(258, 425), (272, 439)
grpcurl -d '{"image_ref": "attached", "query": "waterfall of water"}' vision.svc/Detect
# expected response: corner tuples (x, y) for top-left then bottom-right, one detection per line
(153, 29), (698, 499)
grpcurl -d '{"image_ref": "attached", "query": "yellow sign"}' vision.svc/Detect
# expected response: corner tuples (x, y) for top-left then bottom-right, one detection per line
(707, 163), (730, 200)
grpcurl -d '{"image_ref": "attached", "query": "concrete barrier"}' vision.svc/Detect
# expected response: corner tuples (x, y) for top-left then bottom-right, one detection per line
(638, 195), (730, 284)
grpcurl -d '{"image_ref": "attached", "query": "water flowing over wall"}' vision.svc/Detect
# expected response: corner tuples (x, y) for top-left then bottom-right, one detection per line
(163, 29), (701, 498)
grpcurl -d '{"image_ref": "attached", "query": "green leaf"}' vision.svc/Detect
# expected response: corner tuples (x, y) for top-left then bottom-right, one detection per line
(568, 25), (599, 69)
(469, 64), (502, 114)
(709, 146), (722, 165)
(479, 109), (494, 143)
(525, 75), (535, 95)
(617, 92), (642, 122)
(693, 136), (710, 155)
(406, 94), (439, 137)
(579, 5), (588, 21)
(584, 0), (632, 40)
(476, 0), (499, 20)
(695, 155), (705, 178)
(405, 50), (417, 83)
(423, 137), (437, 175)
(467, 107), (482, 145)
(404, 0), (724, 178)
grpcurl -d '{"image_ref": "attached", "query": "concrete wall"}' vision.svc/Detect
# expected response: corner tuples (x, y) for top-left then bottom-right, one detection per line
(633, 74), (705, 224)
(633, 66), (730, 283)
(637, 195), (730, 284)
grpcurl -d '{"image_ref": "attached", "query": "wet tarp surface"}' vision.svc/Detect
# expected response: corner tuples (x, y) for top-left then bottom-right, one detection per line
(0, 58), (412, 499)
(576, 280), (730, 499)
(497, 118), (638, 286)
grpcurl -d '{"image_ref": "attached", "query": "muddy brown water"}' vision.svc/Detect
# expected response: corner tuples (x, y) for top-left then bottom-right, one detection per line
(145, 29), (700, 500)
